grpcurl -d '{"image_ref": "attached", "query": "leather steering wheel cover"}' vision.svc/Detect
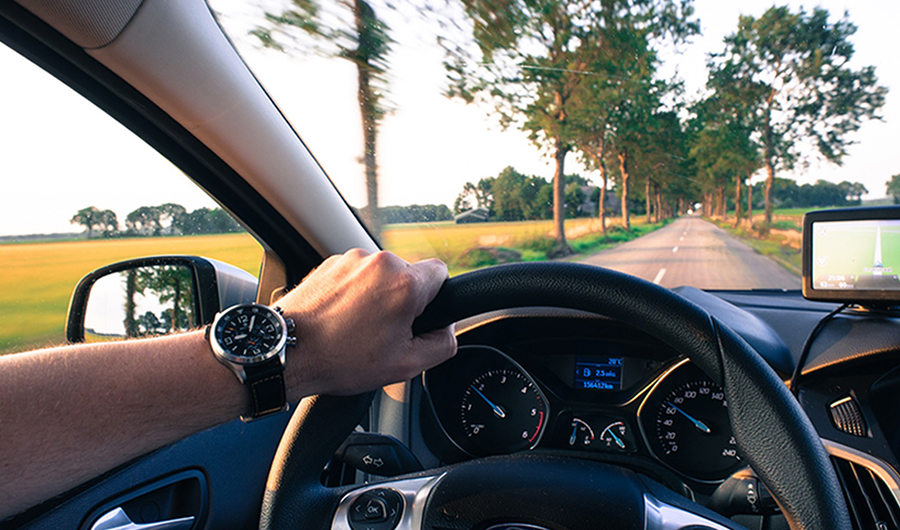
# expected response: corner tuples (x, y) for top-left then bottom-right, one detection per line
(260, 392), (376, 530)
(261, 262), (849, 530)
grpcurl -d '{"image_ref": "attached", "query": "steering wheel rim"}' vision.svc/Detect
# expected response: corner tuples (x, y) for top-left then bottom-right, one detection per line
(260, 262), (849, 530)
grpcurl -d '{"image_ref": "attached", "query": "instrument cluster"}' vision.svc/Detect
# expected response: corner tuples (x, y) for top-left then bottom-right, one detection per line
(422, 337), (744, 484)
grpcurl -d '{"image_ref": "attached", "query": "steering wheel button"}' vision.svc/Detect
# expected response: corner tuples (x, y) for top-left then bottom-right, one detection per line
(348, 490), (403, 530)
(364, 499), (387, 521)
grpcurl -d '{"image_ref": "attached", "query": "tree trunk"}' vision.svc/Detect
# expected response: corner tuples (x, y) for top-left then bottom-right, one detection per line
(618, 148), (631, 231)
(355, 0), (381, 239)
(733, 174), (742, 228)
(172, 276), (181, 333)
(654, 189), (662, 223)
(595, 136), (607, 234)
(645, 178), (652, 224)
(552, 139), (570, 253)
(747, 176), (753, 228)
(763, 158), (775, 235)
(762, 101), (775, 235)
(125, 269), (137, 338)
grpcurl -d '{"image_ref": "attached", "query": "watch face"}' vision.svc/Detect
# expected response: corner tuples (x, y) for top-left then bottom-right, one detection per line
(213, 305), (284, 363)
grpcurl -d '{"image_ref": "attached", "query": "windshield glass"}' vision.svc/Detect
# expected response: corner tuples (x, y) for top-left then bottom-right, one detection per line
(211, 0), (896, 289)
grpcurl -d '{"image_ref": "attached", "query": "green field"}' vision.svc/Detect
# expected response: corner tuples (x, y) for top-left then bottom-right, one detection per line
(0, 234), (263, 354)
(0, 217), (659, 355)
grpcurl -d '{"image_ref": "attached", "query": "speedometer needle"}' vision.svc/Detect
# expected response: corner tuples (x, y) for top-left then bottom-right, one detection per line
(667, 402), (712, 434)
(472, 386), (506, 419)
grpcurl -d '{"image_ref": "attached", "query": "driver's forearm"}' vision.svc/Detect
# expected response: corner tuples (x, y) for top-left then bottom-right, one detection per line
(0, 331), (262, 520)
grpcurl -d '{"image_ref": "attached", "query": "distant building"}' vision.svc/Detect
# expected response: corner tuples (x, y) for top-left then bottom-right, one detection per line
(454, 207), (490, 224)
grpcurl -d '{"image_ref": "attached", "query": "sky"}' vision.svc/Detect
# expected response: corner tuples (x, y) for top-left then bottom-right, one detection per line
(1, 0), (898, 236)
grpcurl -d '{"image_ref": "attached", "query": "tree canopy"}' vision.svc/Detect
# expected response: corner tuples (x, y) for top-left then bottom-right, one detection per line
(711, 5), (887, 231)
(444, 0), (697, 252)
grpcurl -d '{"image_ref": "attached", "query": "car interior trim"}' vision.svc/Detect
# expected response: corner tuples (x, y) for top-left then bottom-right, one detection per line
(643, 494), (732, 530)
(823, 438), (900, 507)
(14, 0), (144, 49)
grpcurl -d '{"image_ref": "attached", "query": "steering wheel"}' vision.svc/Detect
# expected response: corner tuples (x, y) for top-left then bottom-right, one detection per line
(259, 262), (849, 530)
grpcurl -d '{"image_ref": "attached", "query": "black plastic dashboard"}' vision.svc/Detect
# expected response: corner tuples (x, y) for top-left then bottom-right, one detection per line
(411, 291), (900, 527)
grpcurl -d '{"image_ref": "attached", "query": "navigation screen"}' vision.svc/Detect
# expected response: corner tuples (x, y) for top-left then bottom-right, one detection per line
(812, 219), (900, 291)
(574, 356), (623, 391)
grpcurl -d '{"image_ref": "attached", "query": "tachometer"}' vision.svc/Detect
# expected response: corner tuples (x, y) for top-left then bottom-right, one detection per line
(460, 368), (547, 455)
(639, 362), (742, 481)
(424, 345), (549, 458)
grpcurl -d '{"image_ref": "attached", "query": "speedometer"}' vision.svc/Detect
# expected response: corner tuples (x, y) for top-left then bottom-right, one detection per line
(639, 362), (742, 481)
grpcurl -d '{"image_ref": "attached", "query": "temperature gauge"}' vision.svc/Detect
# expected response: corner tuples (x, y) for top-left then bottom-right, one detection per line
(599, 421), (632, 452)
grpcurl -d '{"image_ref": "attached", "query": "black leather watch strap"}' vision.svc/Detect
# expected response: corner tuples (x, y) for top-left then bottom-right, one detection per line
(243, 360), (287, 420)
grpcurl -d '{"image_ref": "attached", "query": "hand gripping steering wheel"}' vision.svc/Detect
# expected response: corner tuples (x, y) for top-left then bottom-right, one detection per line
(259, 262), (850, 530)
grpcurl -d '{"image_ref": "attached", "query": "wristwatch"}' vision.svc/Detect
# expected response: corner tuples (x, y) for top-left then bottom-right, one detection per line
(206, 303), (296, 421)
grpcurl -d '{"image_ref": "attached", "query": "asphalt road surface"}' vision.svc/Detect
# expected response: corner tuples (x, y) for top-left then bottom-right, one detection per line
(578, 216), (799, 290)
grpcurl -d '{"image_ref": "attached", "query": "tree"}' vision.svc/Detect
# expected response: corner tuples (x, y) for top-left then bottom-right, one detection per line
(71, 207), (119, 238)
(714, 6), (887, 233)
(97, 209), (119, 237)
(445, 0), (696, 253)
(158, 203), (187, 235)
(571, 25), (656, 233)
(453, 178), (494, 215)
(252, 0), (392, 238)
(126, 206), (162, 236)
(71, 207), (102, 238)
(690, 102), (759, 227)
(887, 175), (900, 204)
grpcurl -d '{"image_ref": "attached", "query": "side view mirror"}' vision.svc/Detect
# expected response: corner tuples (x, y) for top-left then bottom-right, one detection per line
(67, 256), (258, 343)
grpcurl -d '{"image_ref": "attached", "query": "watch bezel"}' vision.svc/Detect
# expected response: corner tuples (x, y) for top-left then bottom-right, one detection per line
(209, 303), (287, 366)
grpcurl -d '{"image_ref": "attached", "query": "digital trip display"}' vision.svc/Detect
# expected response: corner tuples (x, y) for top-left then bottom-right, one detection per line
(574, 356), (623, 391)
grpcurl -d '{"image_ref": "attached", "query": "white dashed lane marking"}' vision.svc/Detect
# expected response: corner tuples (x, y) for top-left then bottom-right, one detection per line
(653, 268), (667, 285)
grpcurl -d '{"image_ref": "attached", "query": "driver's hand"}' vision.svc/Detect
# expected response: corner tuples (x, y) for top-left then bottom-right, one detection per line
(276, 249), (457, 398)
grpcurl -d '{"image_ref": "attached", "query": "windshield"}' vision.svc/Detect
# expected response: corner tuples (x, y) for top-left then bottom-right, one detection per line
(211, 0), (896, 290)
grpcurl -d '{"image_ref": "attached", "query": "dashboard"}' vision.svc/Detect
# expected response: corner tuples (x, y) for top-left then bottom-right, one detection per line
(420, 315), (745, 493)
(412, 295), (900, 524)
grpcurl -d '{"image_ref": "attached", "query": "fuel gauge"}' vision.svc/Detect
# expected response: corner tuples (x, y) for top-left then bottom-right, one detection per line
(566, 418), (595, 448)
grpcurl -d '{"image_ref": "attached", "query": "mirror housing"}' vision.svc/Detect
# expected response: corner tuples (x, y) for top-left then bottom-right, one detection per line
(67, 256), (258, 343)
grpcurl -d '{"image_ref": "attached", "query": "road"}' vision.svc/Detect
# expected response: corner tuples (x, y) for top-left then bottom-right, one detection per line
(577, 216), (799, 290)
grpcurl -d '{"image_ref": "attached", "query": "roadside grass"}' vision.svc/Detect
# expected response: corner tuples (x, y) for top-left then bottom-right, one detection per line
(2, 217), (666, 354)
(0, 234), (262, 354)
(709, 210), (803, 275)
(382, 217), (667, 274)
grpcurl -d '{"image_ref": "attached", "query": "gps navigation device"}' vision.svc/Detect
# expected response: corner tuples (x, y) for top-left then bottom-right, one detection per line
(803, 206), (900, 304)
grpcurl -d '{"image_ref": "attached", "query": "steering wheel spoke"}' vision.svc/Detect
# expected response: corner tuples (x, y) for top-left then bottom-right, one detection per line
(329, 460), (742, 530)
(332, 475), (443, 530)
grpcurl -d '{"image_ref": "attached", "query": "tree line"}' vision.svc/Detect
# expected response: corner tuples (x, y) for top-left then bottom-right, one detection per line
(71, 204), (242, 238)
(250, 1), (887, 253)
(454, 167), (596, 222)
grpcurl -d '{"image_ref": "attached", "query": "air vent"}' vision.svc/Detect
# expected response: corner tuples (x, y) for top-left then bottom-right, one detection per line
(831, 396), (868, 437)
(832, 456), (900, 530)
